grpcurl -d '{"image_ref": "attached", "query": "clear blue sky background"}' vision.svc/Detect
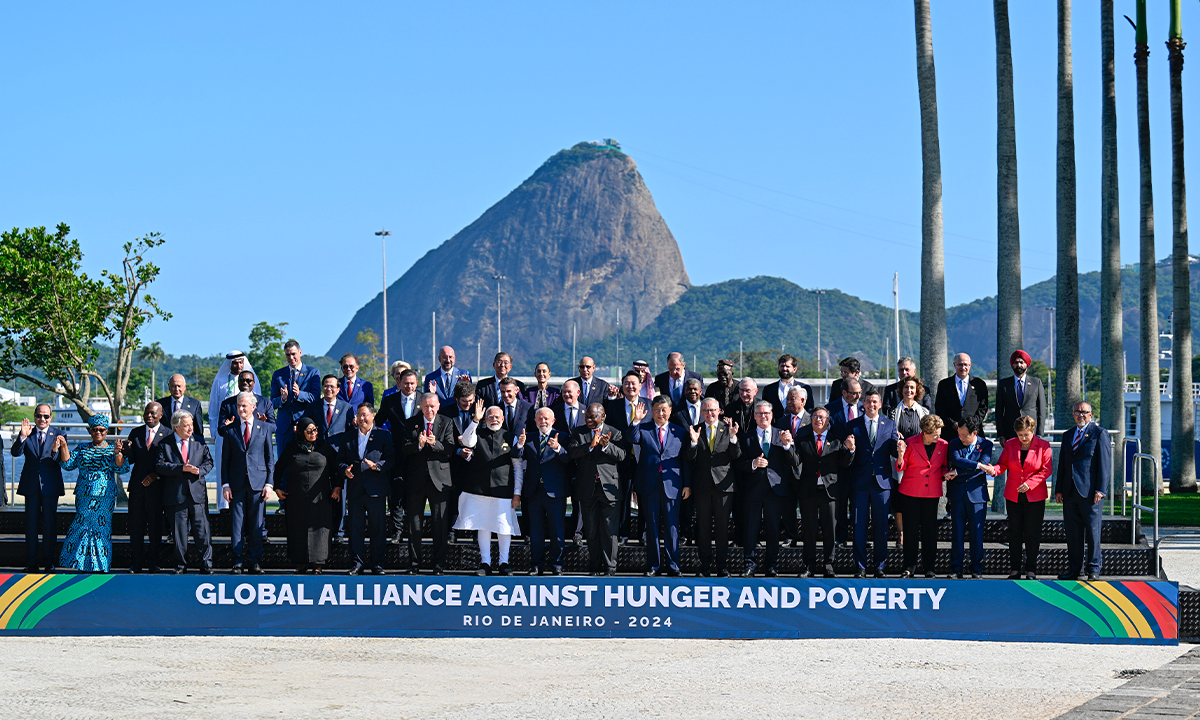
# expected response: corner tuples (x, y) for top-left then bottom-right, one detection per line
(2, 2), (1197, 359)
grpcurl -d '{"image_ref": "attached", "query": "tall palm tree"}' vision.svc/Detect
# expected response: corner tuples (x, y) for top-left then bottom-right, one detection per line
(1056, 0), (1081, 426)
(915, 0), (947, 396)
(1130, 0), (1162, 493)
(1100, 0), (1124, 487)
(995, 0), (1022, 385)
(137, 341), (166, 398)
(1168, 0), (1196, 492)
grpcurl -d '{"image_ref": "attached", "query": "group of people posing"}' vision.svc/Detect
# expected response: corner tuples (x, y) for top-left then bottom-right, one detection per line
(10, 341), (1111, 582)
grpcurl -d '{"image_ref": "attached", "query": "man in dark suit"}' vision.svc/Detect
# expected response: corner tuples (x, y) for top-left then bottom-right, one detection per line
(218, 371), (277, 427)
(424, 345), (471, 405)
(156, 411), (215, 574)
(1055, 401), (1111, 581)
(127, 401), (172, 573)
(379, 367), (421, 542)
(686, 398), (741, 576)
(157, 373), (205, 453)
(568, 403), (627, 575)
(760, 353), (815, 416)
(774, 386), (812, 546)
(946, 416), (994, 579)
(550, 380), (585, 543)
(340, 403), (395, 575)
(632, 396), (690, 576)
(671, 378), (705, 429)
(829, 357), (877, 404)
(794, 407), (849, 578)
(723, 379), (758, 440)
(604, 371), (649, 542)
(934, 353), (990, 441)
(883, 356), (933, 416)
(739, 401), (800, 577)
(219, 392), (277, 574)
(11, 405), (66, 572)
(475, 352), (526, 408)
(828, 377), (864, 544)
(993, 349), (1048, 512)
(402, 393), (457, 574)
(516, 407), (572, 575)
(844, 389), (901, 578)
(654, 352), (704, 405)
(310, 375), (354, 446)
(570, 356), (612, 408)
(271, 340), (322, 455)
(337, 353), (375, 416)
(703, 359), (739, 413)
(439, 380), (477, 543)
(497, 377), (532, 437)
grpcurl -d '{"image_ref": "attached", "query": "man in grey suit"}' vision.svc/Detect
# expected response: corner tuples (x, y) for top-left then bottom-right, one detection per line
(993, 349), (1047, 512)
(220, 392), (277, 574)
(568, 403), (627, 576)
(156, 411), (215, 574)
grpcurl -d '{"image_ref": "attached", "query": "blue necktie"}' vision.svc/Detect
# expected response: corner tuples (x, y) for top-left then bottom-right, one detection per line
(1016, 378), (1025, 405)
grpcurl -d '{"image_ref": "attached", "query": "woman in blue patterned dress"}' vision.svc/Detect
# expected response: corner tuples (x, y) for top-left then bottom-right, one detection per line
(54, 414), (130, 572)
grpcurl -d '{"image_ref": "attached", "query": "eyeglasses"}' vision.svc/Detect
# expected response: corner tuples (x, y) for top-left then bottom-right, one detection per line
(34, 414), (50, 419)
(1073, 409), (1092, 415)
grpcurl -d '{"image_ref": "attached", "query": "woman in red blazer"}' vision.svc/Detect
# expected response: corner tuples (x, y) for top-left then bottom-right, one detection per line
(994, 415), (1052, 579)
(898, 414), (950, 578)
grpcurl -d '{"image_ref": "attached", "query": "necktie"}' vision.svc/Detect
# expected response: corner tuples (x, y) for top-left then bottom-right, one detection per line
(629, 403), (635, 424)
(540, 433), (548, 451)
(1072, 425), (1085, 452)
(173, 399), (180, 416)
(959, 378), (967, 405)
(426, 422), (433, 437)
(761, 430), (770, 457)
(658, 425), (666, 450)
(816, 434), (824, 455)
(344, 380), (353, 401)
(868, 419), (876, 445)
(442, 373), (449, 395)
(145, 428), (153, 449)
(690, 405), (698, 424)
(568, 407), (576, 428)
(582, 381), (590, 400)
(708, 425), (716, 452)
(180, 438), (188, 465)
(506, 405), (513, 429)
(672, 381), (681, 404)
(326, 404), (334, 425)
(404, 397), (412, 418)
(792, 416), (799, 435)
(848, 404), (856, 421)
(460, 410), (468, 429)
(1016, 378), (1025, 405)
(37, 431), (44, 455)
(244, 422), (251, 445)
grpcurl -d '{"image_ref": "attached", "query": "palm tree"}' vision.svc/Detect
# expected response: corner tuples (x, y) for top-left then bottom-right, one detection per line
(915, 0), (947, 397)
(1168, 0), (1196, 492)
(138, 341), (166, 397)
(1056, 0), (1081, 426)
(1100, 0), (1124, 487)
(995, 0), (1022, 386)
(1130, 0), (1162, 493)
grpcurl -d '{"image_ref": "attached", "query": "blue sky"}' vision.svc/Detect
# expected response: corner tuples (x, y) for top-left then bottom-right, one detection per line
(2, 2), (1197, 358)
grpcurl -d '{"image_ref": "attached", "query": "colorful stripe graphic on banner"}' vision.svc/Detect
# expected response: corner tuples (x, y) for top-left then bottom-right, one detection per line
(1017, 580), (1177, 640)
(0, 574), (114, 630)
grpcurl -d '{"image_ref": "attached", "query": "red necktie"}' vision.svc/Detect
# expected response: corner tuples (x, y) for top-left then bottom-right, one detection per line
(244, 423), (251, 445)
(326, 405), (334, 425)
(792, 417), (799, 434)
(180, 439), (188, 465)
(658, 425), (665, 449)
(848, 405), (856, 421)
(145, 429), (152, 449)
(426, 422), (433, 436)
(816, 435), (824, 454)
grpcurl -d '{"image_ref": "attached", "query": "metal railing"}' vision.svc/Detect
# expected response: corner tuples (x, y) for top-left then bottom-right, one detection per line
(1131, 452), (1161, 573)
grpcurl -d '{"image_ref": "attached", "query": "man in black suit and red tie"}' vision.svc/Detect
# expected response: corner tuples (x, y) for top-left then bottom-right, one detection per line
(402, 393), (457, 575)
(654, 352), (703, 405)
(934, 353), (990, 441)
(156, 411), (215, 574)
(126, 401), (172, 573)
(793, 407), (849, 578)
(686, 398), (740, 576)
(567, 403), (627, 575)
(338, 353), (375, 416)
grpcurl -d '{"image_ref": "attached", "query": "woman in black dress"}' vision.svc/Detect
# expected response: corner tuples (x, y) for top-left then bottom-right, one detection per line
(274, 417), (341, 573)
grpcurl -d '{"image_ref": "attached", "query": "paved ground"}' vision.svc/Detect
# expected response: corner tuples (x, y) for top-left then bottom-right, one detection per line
(1159, 528), (1200, 588)
(0, 636), (1188, 719)
(1055, 645), (1200, 719)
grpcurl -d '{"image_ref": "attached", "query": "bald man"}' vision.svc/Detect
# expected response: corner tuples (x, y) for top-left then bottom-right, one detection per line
(157, 374), (205, 453)
(933, 353), (990, 441)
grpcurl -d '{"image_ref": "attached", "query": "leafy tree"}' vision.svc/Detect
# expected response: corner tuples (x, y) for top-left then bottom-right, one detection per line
(107, 366), (153, 409)
(0, 225), (169, 421)
(355, 329), (386, 391)
(248, 321), (288, 376)
(0, 399), (27, 424)
(1028, 359), (1051, 388)
(191, 365), (219, 393)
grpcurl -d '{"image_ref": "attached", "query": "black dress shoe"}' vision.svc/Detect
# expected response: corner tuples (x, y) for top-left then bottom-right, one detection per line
(230, 565), (243, 575)
(924, 571), (935, 579)
(128, 567), (142, 575)
(1086, 573), (1100, 581)
(1057, 572), (1080, 581)
(874, 570), (886, 579)
(742, 568), (755, 578)
(21, 565), (38, 574)
(148, 566), (161, 574)
(590, 571), (603, 576)
(174, 567), (187, 575)
(900, 569), (914, 579)
(951, 572), (964, 580)
(372, 566), (386, 576)
(606, 569), (617, 576)
(715, 568), (729, 578)
(853, 571), (865, 579)
(348, 564), (364, 576)
(764, 568), (778, 578)
(407, 564), (420, 575)
(550, 567), (562, 576)
(249, 564), (263, 575)
(824, 565), (837, 579)
(666, 569), (681, 577)
(433, 566), (445, 576)
(499, 563), (512, 576)
(970, 572), (983, 579)
(390, 532), (404, 545)
(43, 566), (54, 574)
(645, 570), (656, 577)
(1026, 572), (1037, 580)
(1007, 571), (1022, 580)
(199, 567), (213, 575)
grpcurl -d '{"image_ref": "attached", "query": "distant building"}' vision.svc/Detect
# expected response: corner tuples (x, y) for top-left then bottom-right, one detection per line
(0, 386), (37, 407)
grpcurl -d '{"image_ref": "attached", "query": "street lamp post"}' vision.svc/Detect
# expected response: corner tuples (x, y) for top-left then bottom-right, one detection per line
(811, 289), (826, 376)
(376, 229), (391, 371)
(1046, 305), (1056, 418)
(493, 274), (506, 353)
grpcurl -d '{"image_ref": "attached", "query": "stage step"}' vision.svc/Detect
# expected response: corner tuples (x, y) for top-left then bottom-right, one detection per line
(0, 508), (1139, 545)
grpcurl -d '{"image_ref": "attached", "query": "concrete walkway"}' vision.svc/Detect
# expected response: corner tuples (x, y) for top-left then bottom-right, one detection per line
(1055, 646), (1200, 719)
